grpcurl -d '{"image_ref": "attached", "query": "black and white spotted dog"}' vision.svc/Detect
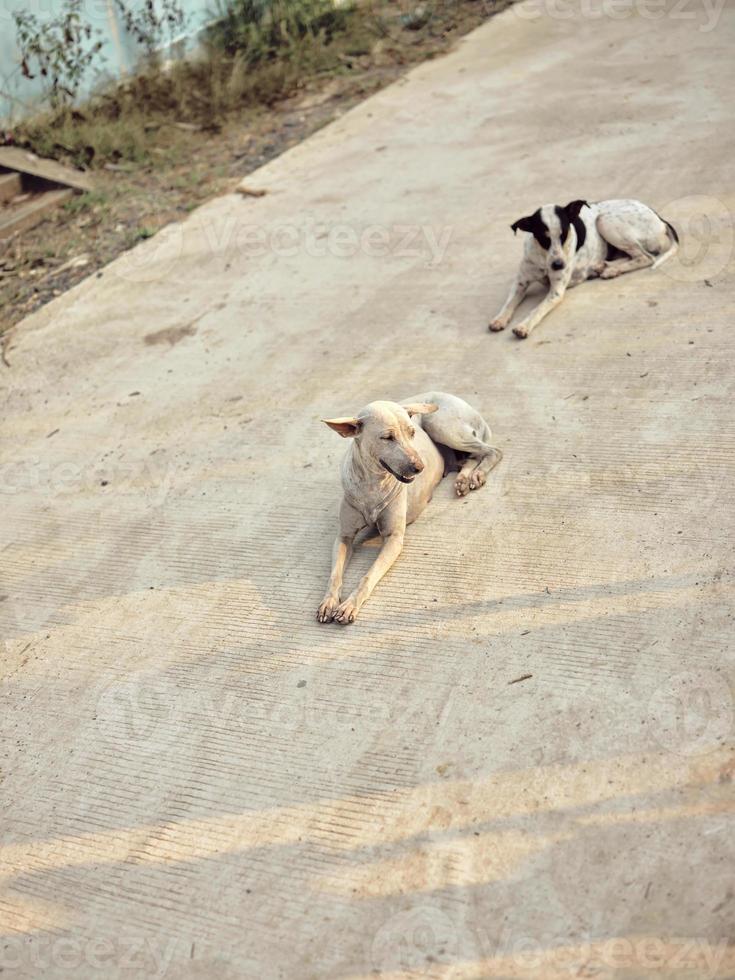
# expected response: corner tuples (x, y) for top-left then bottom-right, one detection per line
(489, 199), (679, 339)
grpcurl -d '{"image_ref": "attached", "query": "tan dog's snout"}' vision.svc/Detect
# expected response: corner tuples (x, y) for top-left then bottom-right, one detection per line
(401, 455), (424, 478)
(380, 442), (424, 483)
(395, 433), (425, 477)
(396, 440), (424, 474)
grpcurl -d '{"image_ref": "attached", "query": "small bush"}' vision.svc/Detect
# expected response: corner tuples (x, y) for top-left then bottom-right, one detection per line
(13, 0), (104, 108)
(206, 0), (354, 61)
(113, 0), (189, 63)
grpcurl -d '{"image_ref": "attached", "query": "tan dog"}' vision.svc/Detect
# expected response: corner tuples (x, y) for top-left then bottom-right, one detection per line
(317, 391), (502, 625)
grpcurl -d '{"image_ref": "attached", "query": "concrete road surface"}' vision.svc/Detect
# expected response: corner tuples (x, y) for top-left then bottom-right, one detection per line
(2, 1), (734, 977)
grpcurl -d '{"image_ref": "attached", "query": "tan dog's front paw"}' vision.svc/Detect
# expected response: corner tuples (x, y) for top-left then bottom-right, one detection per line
(488, 319), (507, 332)
(334, 598), (359, 625)
(513, 324), (529, 339)
(599, 265), (619, 280)
(316, 596), (339, 623)
(469, 469), (486, 490)
(455, 474), (471, 497)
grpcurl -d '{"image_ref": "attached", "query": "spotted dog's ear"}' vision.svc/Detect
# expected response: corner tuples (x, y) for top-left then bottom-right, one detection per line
(564, 199), (589, 219)
(322, 417), (362, 438)
(510, 214), (536, 235)
(403, 403), (438, 417)
(511, 208), (551, 250)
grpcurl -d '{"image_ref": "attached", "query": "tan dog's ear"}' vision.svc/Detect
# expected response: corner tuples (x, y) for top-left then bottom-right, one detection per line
(403, 402), (438, 417)
(322, 417), (362, 438)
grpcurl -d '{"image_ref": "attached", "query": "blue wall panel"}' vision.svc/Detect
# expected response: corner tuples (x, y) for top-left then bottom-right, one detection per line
(0, 0), (212, 121)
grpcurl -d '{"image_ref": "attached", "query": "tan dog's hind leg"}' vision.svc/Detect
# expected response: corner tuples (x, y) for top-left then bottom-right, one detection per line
(469, 446), (503, 489)
(317, 535), (353, 622)
(419, 396), (502, 496)
(456, 445), (503, 494)
(455, 458), (477, 497)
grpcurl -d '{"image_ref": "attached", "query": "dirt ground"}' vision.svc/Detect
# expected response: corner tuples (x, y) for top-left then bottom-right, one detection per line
(0, 0), (506, 343)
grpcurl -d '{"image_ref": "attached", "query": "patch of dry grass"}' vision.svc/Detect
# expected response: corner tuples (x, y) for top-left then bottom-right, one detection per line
(12, 1), (503, 170)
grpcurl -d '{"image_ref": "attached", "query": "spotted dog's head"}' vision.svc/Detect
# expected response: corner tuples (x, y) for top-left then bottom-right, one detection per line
(511, 200), (589, 276)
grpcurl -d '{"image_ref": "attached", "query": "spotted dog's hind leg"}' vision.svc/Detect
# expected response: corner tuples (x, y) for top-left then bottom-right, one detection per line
(599, 245), (655, 279)
(596, 209), (673, 279)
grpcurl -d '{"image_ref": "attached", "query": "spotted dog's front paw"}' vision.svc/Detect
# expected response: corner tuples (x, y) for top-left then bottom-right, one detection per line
(488, 319), (507, 332)
(513, 324), (530, 339)
(469, 468), (486, 490)
(316, 596), (339, 623)
(334, 597), (359, 625)
(455, 474), (471, 497)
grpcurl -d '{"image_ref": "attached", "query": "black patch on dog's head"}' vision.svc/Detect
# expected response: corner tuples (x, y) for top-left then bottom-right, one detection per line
(563, 199), (589, 251)
(511, 208), (551, 250)
(555, 206), (571, 245)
